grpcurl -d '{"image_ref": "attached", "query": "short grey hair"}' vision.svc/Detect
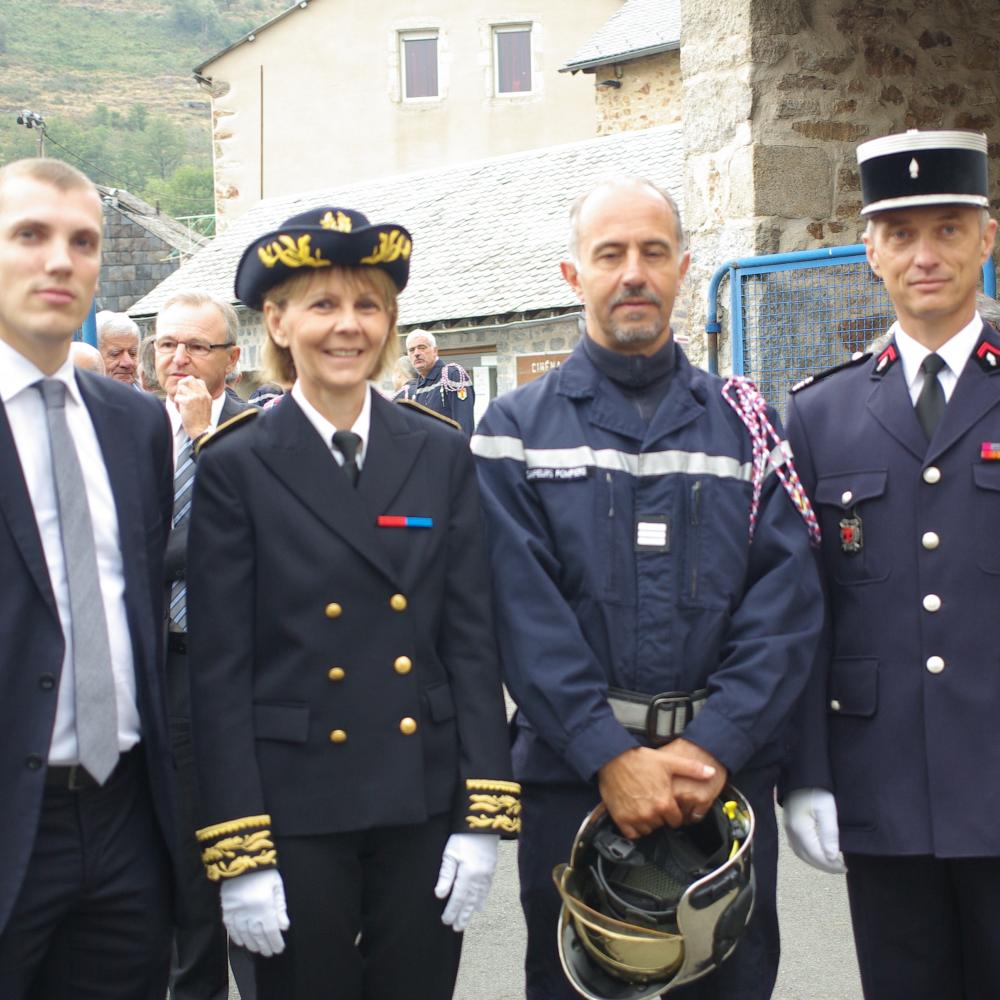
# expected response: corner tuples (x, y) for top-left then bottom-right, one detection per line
(157, 290), (239, 345)
(405, 329), (437, 350)
(95, 310), (139, 346)
(567, 176), (686, 264)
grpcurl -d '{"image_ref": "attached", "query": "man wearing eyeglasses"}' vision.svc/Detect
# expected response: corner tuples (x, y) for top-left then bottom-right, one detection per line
(153, 290), (257, 1000)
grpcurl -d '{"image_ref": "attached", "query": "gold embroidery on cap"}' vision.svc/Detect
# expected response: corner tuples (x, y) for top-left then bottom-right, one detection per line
(320, 210), (353, 232)
(360, 229), (412, 265)
(258, 234), (331, 270)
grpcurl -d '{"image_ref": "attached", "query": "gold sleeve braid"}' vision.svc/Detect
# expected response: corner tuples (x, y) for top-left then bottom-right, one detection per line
(464, 779), (522, 836)
(196, 814), (278, 882)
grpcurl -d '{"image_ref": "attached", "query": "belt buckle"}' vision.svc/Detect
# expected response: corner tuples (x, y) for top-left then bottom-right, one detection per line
(645, 691), (693, 747)
(66, 764), (88, 791)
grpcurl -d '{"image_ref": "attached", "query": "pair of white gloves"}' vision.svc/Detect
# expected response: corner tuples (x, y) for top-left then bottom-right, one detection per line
(782, 787), (847, 874)
(220, 833), (499, 956)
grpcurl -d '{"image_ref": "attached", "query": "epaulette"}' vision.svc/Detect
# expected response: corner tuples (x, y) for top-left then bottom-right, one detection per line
(395, 397), (461, 431)
(790, 352), (871, 393)
(194, 408), (259, 457)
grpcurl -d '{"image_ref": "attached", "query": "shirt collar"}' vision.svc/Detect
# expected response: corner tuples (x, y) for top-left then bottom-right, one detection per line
(892, 312), (983, 390)
(0, 339), (83, 407)
(291, 381), (373, 467)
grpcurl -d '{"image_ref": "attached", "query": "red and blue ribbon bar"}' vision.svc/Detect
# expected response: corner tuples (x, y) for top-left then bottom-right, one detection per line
(981, 442), (1000, 460)
(377, 515), (434, 528)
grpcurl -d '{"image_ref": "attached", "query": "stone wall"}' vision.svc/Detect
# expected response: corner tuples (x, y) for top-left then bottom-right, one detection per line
(681, 0), (1000, 370)
(595, 49), (682, 136)
(99, 209), (182, 313)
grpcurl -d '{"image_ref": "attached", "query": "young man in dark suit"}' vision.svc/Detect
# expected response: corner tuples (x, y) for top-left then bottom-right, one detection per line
(0, 158), (177, 997)
(784, 129), (1000, 1000)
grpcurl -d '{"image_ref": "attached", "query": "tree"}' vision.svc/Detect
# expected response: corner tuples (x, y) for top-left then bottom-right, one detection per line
(126, 103), (148, 132)
(143, 164), (214, 218)
(138, 114), (186, 180)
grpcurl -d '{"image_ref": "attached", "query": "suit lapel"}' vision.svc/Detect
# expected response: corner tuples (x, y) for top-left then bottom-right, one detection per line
(253, 395), (399, 584)
(866, 357), (927, 461)
(927, 323), (1000, 462)
(358, 393), (427, 514)
(0, 398), (58, 612)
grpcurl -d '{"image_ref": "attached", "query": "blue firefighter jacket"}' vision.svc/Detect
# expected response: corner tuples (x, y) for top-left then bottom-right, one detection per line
(472, 337), (824, 786)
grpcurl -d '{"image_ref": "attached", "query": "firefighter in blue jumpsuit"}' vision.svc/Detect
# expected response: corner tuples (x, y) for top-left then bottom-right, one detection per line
(473, 177), (824, 1000)
(783, 130), (1000, 1000)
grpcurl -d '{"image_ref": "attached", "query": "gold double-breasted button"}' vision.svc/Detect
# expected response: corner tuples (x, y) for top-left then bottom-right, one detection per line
(394, 656), (412, 675)
(329, 729), (348, 743)
(921, 531), (940, 550)
(922, 594), (941, 613)
(389, 593), (408, 612)
(328, 667), (346, 681)
(325, 602), (343, 619)
(926, 656), (945, 675)
(922, 466), (941, 485)
(399, 717), (417, 735)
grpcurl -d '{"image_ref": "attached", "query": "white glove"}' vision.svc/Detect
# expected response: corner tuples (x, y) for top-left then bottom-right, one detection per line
(783, 788), (847, 874)
(220, 868), (290, 956)
(434, 833), (499, 932)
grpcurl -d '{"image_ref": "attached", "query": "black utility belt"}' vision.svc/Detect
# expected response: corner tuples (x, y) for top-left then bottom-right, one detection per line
(608, 687), (708, 747)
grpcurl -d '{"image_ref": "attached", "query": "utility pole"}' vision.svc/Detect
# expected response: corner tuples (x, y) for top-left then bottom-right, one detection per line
(15, 109), (46, 156)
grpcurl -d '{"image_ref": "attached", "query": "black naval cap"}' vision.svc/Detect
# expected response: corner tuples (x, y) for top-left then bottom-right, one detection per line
(857, 129), (989, 217)
(234, 206), (412, 311)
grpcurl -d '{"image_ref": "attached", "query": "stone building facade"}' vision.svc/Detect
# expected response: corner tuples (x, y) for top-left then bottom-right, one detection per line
(595, 50), (682, 136)
(681, 0), (1000, 361)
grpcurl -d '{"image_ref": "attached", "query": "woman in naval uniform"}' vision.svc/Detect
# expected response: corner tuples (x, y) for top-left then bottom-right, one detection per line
(185, 206), (519, 1000)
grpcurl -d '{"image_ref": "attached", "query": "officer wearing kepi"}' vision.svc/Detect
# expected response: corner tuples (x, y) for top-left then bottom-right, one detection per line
(783, 130), (1000, 1000)
(473, 175), (824, 999)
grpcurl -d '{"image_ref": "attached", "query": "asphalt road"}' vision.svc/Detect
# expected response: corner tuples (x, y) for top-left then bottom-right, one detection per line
(227, 816), (863, 1000)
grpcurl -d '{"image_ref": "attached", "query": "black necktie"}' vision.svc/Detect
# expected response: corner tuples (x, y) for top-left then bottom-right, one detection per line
(915, 353), (946, 440)
(332, 430), (361, 487)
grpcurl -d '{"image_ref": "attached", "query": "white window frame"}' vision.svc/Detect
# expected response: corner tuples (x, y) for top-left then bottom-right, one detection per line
(400, 29), (440, 102)
(492, 23), (533, 97)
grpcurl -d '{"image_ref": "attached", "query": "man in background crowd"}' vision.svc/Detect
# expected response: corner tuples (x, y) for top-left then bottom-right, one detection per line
(96, 309), (140, 385)
(399, 329), (475, 436)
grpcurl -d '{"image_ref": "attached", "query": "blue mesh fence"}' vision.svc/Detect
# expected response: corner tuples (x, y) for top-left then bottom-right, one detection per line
(708, 244), (997, 417)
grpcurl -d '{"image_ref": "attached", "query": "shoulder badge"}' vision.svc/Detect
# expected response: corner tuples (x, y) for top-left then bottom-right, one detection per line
(395, 397), (461, 431)
(973, 336), (1000, 374)
(194, 408), (259, 457)
(790, 351), (872, 393)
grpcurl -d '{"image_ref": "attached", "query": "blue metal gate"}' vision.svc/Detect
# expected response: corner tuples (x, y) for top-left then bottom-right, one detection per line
(705, 244), (998, 414)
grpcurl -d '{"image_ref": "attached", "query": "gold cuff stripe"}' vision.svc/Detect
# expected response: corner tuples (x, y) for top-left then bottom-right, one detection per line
(200, 829), (278, 882)
(204, 850), (279, 882)
(196, 814), (272, 842)
(465, 779), (522, 794)
(466, 814), (521, 834)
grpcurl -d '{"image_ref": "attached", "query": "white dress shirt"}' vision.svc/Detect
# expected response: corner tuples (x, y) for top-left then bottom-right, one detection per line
(892, 312), (983, 406)
(0, 340), (141, 764)
(291, 381), (373, 471)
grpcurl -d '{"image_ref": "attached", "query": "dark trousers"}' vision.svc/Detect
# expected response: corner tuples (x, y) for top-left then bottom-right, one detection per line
(255, 814), (462, 1000)
(0, 747), (173, 1000)
(844, 852), (1000, 1000)
(168, 644), (255, 1000)
(518, 766), (780, 1000)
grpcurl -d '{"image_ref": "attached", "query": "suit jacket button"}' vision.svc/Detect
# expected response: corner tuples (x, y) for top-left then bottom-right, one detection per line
(922, 594), (941, 612)
(840, 490), (853, 505)
(39, 673), (56, 691)
(830, 699), (841, 712)
(328, 667), (346, 681)
(329, 729), (348, 743)
(399, 717), (417, 735)
(926, 656), (945, 674)
(394, 656), (412, 675)
(389, 594), (408, 612)
(25, 754), (43, 770)
(921, 531), (940, 550)
(325, 602), (343, 619)
(922, 466), (941, 484)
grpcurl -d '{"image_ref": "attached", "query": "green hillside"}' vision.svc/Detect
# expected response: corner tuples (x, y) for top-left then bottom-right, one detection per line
(0, 0), (289, 215)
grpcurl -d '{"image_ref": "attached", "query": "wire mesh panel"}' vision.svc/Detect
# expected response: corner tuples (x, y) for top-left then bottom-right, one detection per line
(737, 253), (893, 415)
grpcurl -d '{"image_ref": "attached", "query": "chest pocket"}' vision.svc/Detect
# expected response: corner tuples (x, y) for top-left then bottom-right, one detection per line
(814, 470), (890, 585)
(973, 464), (1000, 574)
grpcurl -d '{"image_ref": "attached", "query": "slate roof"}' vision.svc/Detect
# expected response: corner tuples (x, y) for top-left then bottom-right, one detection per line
(128, 124), (683, 326)
(562, 0), (681, 73)
(98, 186), (208, 256)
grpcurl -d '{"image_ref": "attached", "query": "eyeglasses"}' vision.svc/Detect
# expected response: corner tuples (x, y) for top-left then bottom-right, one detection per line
(153, 338), (233, 359)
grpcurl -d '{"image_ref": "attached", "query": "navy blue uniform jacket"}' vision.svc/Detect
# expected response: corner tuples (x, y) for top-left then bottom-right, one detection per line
(0, 370), (175, 933)
(472, 339), (824, 786)
(785, 321), (1000, 857)
(186, 390), (517, 881)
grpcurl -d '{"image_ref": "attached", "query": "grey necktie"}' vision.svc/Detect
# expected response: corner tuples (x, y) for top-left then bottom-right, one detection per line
(168, 435), (195, 631)
(915, 353), (947, 440)
(332, 430), (362, 487)
(37, 379), (119, 784)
